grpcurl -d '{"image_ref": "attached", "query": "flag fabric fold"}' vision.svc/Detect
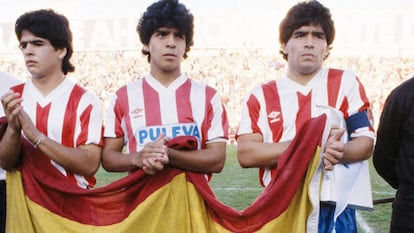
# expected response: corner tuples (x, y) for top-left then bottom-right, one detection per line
(5, 114), (327, 233)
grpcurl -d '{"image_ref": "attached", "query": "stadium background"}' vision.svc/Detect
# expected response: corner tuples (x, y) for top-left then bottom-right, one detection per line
(1, 0), (414, 140)
(0, 1), (412, 231)
(1, 0), (414, 55)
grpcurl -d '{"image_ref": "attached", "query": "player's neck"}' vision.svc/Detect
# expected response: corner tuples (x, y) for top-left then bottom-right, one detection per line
(31, 72), (65, 96)
(287, 67), (321, 86)
(149, 69), (182, 87)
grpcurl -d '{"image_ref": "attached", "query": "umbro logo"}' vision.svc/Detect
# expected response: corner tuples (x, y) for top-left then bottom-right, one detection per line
(268, 111), (281, 123)
(131, 108), (143, 119)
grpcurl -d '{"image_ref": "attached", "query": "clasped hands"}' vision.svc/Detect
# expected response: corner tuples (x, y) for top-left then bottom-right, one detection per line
(323, 125), (346, 170)
(1, 90), (41, 144)
(138, 135), (170, 175)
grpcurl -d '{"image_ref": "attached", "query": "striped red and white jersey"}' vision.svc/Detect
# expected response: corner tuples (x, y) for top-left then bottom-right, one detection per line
(104, 73), (229, 154)
(12, 78), (104, 189)
(237, 67), (375, 187)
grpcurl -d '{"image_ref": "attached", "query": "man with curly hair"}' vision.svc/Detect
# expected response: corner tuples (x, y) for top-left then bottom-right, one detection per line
(102, 0), (228, 178)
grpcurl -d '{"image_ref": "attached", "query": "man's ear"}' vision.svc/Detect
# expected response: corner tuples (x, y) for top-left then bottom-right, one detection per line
(143, 45), (149, 53)
(281, 43), (288, 55)
(58, 47), (67, 60)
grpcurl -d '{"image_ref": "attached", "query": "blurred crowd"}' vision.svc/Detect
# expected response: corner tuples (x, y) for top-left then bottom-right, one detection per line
(1, 49), (413, 143)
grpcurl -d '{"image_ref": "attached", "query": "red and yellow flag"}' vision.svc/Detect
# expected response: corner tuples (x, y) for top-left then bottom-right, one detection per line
(5, 115), (326, 233)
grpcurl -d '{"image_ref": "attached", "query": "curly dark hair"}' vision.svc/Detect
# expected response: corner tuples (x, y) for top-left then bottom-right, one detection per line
(15, 9), (75, 74)
(136, 0), (194, 62)
(279, 0), (335, 60)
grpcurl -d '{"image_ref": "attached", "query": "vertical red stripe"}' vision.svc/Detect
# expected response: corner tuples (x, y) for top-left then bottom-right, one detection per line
(63, 85), (86, 147)
(327, 69), (343, 107)
(115, 86), (136, 152)
(36, 103), (51, 135)
(201, 85), (216, 148)
(175, 79), (193, 123)
(262, 81), (283, 142)
(246, 95), (261, 134)
(261, 81), (283, 188)
(142, 79), (161, 126)
(295, 92), (312, 133)
(356, 77), (374, 128)
(114, 86), (129, 137)
(62, 84), (86, 185)
(356, 77), (370, 111)
(339, 97), (350, 119)
(76, 105), (93, 146)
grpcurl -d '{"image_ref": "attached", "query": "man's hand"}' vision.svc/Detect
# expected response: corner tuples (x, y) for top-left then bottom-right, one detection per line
(140, 134), (169, 175)
(1, 91), (23, 132)
(323, 126), (345, 170)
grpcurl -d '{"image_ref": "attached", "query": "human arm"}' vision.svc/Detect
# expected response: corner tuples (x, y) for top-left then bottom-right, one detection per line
(323, 73), (374, 169)
(102, 135), (224, 174)
(237, 133), (290, 168)
(323, 126), (373, 170)
(235, 84), (292, 168)
(167, 140), (226, 173)
(339, 136), (373, 163)
(0, 91), (23, 170)
(18, 109), (102, 177)
(102, 135), (169, 174)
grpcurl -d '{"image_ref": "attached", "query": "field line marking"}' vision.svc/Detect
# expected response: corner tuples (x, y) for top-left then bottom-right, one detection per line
(213, 187), (263, 191)
(357, 211), (374, 233)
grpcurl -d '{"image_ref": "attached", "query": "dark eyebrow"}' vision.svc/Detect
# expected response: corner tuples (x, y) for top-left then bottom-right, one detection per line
(312, 31), (326, 37)
(293, 30), (309, 36)
(19, 39), (46, 49)
(174, 31), (184, 37)
(293, 29), (325, 37)
(155, 28), (184, 38)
